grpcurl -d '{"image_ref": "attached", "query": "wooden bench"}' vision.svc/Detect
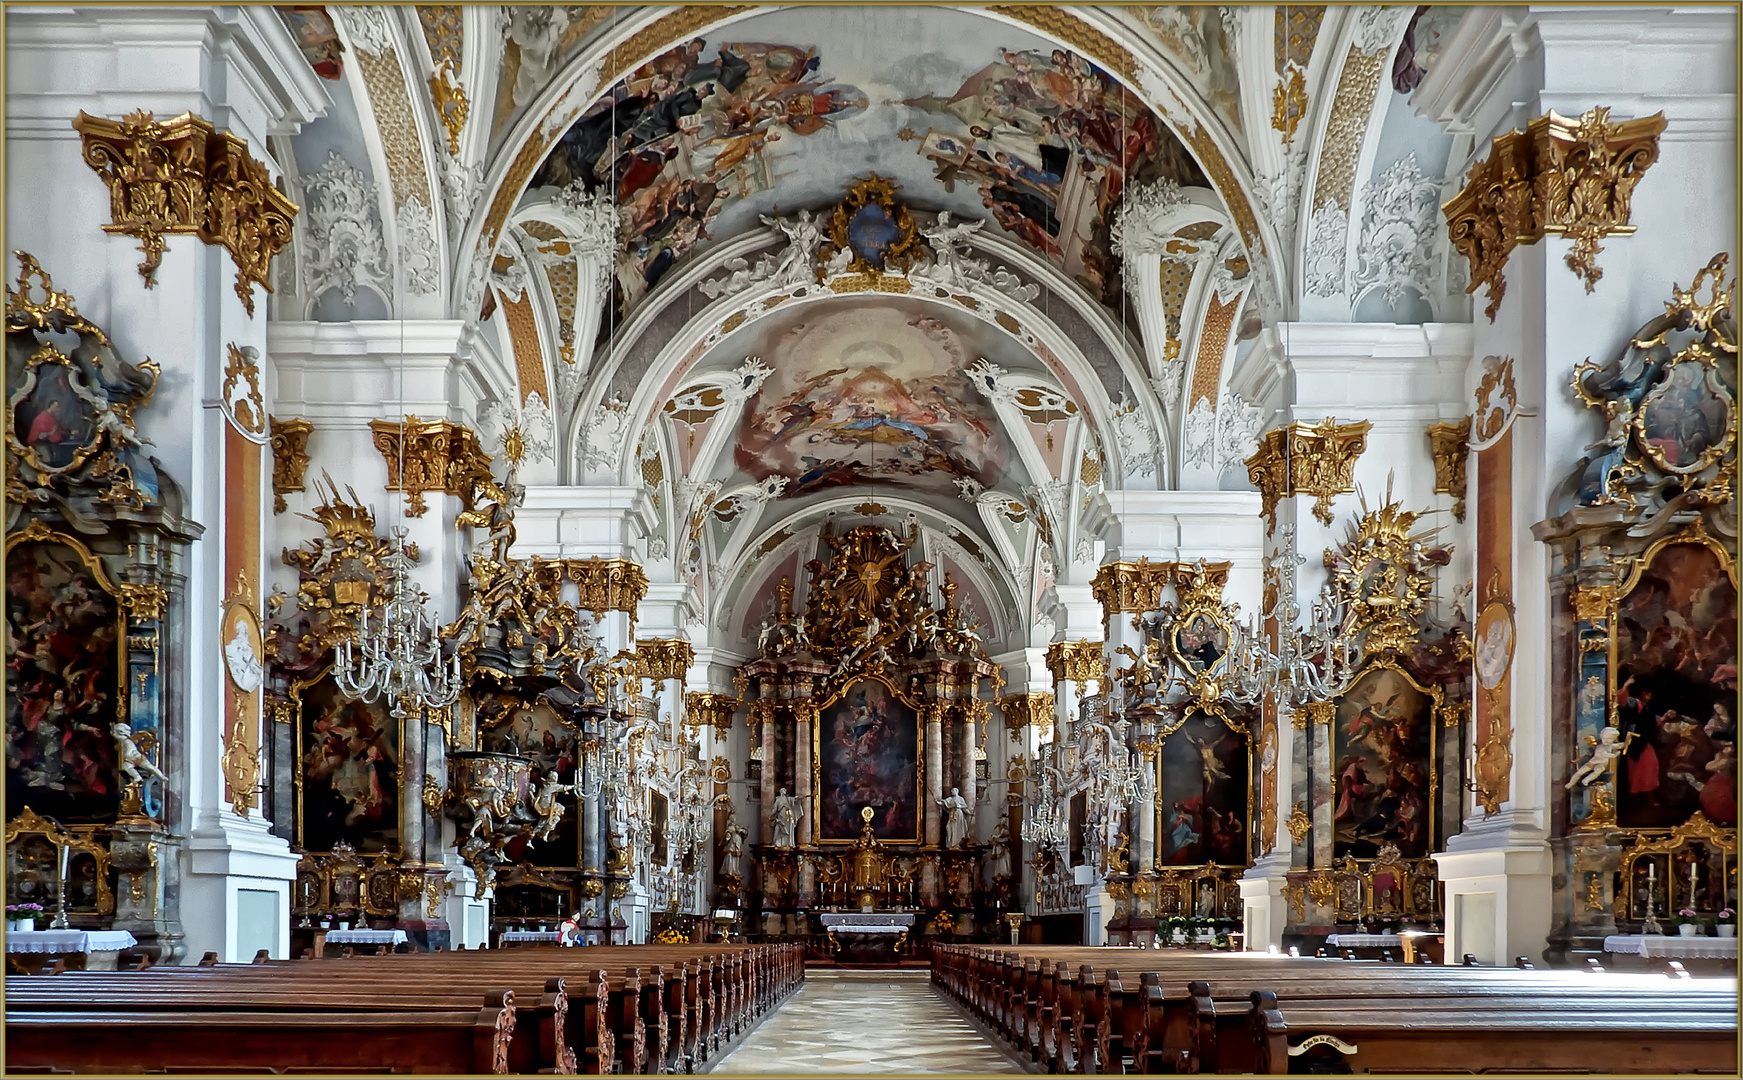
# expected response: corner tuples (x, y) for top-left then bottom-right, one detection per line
(935, 943), (1739, 1075)
(6, 996), (515, 1074)
(6, 942), (803, 1076)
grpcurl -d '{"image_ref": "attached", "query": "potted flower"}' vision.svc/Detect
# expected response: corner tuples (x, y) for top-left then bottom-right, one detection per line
(1717, 909), (1736, 939)
(1672, 908), (1703, 937)
(6, 903), (43, 932)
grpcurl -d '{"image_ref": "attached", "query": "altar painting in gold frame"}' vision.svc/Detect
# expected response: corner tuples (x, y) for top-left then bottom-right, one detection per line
(813, 675), (923, 844)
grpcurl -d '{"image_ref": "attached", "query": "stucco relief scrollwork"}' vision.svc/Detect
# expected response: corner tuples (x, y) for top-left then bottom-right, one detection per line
(295, 151), (393, 310)
(1353, 154), (1443, 311)
(1303, 200), (1349, 298)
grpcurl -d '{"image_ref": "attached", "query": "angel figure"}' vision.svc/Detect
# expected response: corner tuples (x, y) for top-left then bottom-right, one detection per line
(112, 722), (168, 791)
(529, 774), (574, 842)
(1566, 726), (1634, 789)
(761, 209), (824, 288)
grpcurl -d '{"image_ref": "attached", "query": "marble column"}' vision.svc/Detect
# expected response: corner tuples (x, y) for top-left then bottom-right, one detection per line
(795, 705), (814, 847)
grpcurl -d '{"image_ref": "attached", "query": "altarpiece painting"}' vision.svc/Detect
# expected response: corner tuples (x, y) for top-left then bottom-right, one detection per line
(1156, 714), (1248, 866)
(296, 672), (401, 855)
(1332, 663), (1438, 860)
(817, 678), (920, 842)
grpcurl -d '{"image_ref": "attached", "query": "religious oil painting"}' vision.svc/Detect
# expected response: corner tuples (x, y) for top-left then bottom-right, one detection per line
(1156, 715), (1249, 866)
(735, 300), (1010, 498)
(1636, 359), (1734, 474)
(5, 536), (122, 823)
(1331, 663), (1436, 859)
(817, 679), (919, 842)
(297, 673), (400, 855)
(479, 692), (581, 868)
(1615, 540), (1737, 828)
(1173, 612), (1229, 672)
(9, 360), (98, 474)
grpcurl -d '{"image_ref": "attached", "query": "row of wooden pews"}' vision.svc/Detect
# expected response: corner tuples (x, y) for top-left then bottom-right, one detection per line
(5, 942), (803, 1074)
(934, 944), (1739, 1075)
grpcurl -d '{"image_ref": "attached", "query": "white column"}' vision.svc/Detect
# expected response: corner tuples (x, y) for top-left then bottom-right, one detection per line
(1416, 4), (1736, 966)
(6, 7), (327, 964)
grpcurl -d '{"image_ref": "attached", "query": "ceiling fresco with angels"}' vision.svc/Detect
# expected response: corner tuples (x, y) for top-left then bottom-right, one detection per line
(527, 6), (1212, 308)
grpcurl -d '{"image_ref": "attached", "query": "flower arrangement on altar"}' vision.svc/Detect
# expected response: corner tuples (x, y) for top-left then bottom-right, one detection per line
(6, 903), (44, 931)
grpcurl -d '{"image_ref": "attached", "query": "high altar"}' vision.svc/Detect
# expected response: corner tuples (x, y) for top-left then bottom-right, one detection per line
(733, 524), (1005, 938)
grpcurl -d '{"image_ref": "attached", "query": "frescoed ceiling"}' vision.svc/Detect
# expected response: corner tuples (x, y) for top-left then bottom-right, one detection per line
(675, 294), (1047, 501)
(524, 6), (1212, 308)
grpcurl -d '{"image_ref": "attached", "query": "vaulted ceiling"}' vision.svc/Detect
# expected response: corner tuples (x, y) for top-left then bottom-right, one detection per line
(267, 4), (1470, 651)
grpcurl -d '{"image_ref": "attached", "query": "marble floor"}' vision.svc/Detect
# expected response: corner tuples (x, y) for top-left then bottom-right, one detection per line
(707, 970), (1029, 1075)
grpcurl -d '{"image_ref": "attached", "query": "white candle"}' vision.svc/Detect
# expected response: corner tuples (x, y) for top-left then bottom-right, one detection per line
(58, 843), (68, 882)
(1690, 863), (1699, 908)
(1649, 862), (1657, 884)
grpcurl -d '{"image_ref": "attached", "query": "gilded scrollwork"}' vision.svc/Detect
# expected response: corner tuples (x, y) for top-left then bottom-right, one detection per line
(73, 110), (298, 315)
(1426, 416), (1471, 522)
(1445, 107), (1664, 319)
(368, 416), (495, 518)
(1244, 417), (1371, 533)
(269, 417), (313, 514)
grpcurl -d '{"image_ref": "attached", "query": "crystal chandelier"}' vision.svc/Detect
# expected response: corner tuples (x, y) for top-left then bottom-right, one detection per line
(1225, 525), (1361, 712)
(1020, 747), (1070, 851)
(335, 526), (461, 719)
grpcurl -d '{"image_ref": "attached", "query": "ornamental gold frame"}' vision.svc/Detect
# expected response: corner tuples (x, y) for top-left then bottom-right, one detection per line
(1320, 655), (1445, 863)
(1603, 522), (1738, 833)
(809, 671), (928, 847)
(288, 662), (408, 859)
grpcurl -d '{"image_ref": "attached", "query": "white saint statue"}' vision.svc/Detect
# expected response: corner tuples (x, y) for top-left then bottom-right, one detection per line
(939, 787), (970, 848)
(772, 788), (799, 849)
(722, 813), (748, 876)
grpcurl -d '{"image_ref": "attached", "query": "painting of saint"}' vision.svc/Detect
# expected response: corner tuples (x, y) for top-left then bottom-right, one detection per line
(1174, 613), (1229, 672)
(478, 694), (580, 868)
(533, 38), (866, 309)
(1615, 541), (1737, 828)
(817, 680), (919, 842)
(734, 300), (1010, 497)
(1156, 715), (1249, 866)
(1637, 360), (1732, 473)
(650, 791), (669, 865)
(5, 538), (123, 823)
(1331, 665), (1435, 859)
(298, 676), (399, 854)
(901, 45), (1209, 301)
(10, 363), (96, 473)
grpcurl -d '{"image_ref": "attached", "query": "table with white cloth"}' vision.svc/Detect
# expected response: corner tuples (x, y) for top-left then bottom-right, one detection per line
(6, 928), (137, 972)
(820, 912), (914, 963)
(499, 930), (563, 947)
(1325, 933), (1403, 948)
(1603, 933), (1739, 959)
(324, 928), (407, 950)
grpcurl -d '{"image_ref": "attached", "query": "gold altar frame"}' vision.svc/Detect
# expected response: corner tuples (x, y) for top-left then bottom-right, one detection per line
(468, 686), (585, 871)
(1604, 524), (1737, 832)
(810, 673), (927, 846)
(289, 663), (408, 857)
(1321, 656), (1444, 861)
(1151, 712), (1256, 872)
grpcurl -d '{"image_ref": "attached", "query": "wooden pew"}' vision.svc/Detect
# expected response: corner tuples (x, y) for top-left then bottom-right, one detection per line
(6, 994), (516, 1074)
(934, 943), (1739, 1076)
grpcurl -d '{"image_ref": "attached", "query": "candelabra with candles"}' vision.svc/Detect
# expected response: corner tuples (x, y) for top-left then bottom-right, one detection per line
(335, 526), (462, 718)
(1225, 526), (1362, 714)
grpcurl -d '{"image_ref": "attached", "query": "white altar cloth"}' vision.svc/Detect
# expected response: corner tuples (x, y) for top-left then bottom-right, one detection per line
(821, 913), (914, 934)
(6, 929), (137, 954)
(1326, 933), (1402, 948)
(325, 929), (407, 947)
(501, 930), (563, 943)
(1603, 934), (1738, 960)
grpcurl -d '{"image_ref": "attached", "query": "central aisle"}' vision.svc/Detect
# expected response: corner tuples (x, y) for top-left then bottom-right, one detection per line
(708, 970), (1028, 1075)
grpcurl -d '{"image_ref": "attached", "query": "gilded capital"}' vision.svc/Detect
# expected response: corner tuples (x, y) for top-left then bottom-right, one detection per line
(1426, 416), (1471, 523)
(566, 558), (649, 617)
(636, 638), (694, 682)
(997, 692), (1056, 739)
(686, 692), (740, 740)
(368, 416), (493, 518)
(1090, 559), (1176, 617)
(269, 416), (314, 515)
(1044, 640), (1107, 685)
(1445, 107), (1664, 319)
(73, 109), (298, 315)
(1244, 417), (1371, 533)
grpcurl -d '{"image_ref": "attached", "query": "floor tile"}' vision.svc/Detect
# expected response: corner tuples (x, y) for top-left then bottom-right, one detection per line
(708, 970), (1025, 1076)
